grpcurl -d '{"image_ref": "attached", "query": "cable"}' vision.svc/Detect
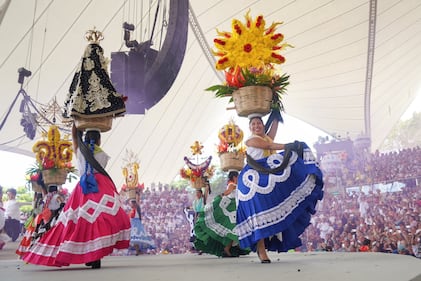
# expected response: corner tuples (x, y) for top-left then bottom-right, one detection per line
(23, 0), (94, 88)
(149, 0), (160, 44)
(0, 90), (22, 131)
(35, 10), (49, 100)
(0, 0), (54, 69)
(52, 0), (129, 97)
(0, 134), (26, 146)
(25, 0), (37, 71)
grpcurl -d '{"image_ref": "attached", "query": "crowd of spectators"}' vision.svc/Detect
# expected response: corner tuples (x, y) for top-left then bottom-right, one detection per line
(118, 185), (420, 258)
(323, 146), (421, 189)
(301, 187), (421, 257)
(118, 185), (196, 255)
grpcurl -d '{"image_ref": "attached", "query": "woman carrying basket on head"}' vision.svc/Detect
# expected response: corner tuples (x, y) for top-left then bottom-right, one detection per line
(236, 113), (324, 263)
(23, 124), (130, 268)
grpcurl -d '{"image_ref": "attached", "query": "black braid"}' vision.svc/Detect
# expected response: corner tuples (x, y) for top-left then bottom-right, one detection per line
(77, 130), (113, 182)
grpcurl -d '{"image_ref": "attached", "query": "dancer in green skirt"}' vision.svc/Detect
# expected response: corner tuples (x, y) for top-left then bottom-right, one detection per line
(193, 171), (250, 257)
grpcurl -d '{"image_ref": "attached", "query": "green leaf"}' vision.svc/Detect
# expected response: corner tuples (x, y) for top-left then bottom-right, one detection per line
(205, 68), (290, 109)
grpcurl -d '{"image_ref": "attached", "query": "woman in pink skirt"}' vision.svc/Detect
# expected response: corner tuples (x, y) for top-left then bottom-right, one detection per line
(23, 124), (130, 268)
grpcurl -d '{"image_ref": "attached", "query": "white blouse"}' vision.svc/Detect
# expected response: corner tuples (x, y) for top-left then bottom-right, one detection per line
(246, 135), (272, 160)
(76, 147), (110, 175)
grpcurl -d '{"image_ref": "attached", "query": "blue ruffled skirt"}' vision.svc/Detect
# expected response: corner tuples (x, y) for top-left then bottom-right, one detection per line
(130, 218), (156, 251)
(235, 143), (324, 252)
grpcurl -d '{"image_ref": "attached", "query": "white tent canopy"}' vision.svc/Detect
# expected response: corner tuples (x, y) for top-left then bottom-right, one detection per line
(1, 0), (420, 187)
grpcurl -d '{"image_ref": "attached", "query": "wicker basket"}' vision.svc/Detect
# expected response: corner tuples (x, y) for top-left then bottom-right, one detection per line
(232, 86), (273, 117)
(42, 169), (68, 186)
(127, 189), (137, 200)
(74, 115), (113, 132)
(219, 152), (245, 172)
(191, 177), (204, 189)
(31, 180), (43, 193)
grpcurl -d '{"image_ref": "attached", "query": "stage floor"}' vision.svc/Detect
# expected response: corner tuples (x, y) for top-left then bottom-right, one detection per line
(1, 242), (420, 281)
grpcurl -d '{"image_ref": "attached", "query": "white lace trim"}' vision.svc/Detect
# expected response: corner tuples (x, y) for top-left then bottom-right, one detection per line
(203, 197), (237, 237)
(30, 230), (131, 258)
(302, 147), (317, 165)
(237, 152), (298, 201)
(236, 174), (316, 240)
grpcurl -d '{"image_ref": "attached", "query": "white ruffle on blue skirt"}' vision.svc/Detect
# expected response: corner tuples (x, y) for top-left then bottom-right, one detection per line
(130, 218), (156, 251)
(235, 143), (324, 252)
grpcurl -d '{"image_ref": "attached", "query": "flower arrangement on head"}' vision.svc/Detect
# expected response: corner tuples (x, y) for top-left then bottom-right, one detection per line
(25, 163), (45, 193)
(121, 149), (144, 200)
(206, 10), (292, 120)
(31, 125), (74, 185)
(217, 119), (246, 155)
(180, 141), (215, 188)
(217, 120), (247, 172)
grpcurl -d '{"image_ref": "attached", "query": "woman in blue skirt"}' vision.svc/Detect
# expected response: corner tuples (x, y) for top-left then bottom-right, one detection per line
(236, 114), (324, 263)
(128, 199), (155, 255)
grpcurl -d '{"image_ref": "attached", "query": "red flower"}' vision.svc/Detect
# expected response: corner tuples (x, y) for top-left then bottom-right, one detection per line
(192, 169), (202, 178)
(217, 142), (229, 153)
(243, 43), (252, 53)
(42, 158), (55, 169)
(225, 67), (245, 88)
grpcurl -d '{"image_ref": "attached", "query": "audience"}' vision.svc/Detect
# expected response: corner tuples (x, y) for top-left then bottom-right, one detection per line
(301, 188), (421, 257)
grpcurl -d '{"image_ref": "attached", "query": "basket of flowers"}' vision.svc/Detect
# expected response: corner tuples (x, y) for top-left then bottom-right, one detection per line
(206, 11), (291, 118)
(180, 165), (214, 189)
(219, 151), (245, 172)
(121, 150), (144, 200)
(180, 159), (215, 189)
(32, 125), (75, 186)
(180, 141), (215, 189)
(26, 162), (43, 192)
(232, 85), (273, 117)
(31, 179), (43, 193)
(217, 120), (246, 171)
(190, 176), (205, 189)
(26, 168), (44, 193)
(41, 168), (69, 186)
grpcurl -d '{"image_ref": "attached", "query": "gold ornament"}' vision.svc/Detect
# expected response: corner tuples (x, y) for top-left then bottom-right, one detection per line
(85, 27), (104, 44)
(190, 141), (204, 156)
(218, 120), (244, 146)
(32, 125), (73, 169)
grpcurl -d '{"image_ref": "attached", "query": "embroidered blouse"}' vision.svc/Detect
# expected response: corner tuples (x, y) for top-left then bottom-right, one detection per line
(246, 134), (275, 160)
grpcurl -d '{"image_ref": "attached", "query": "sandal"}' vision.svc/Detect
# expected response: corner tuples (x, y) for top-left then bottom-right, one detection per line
(257, 249), (271, 264)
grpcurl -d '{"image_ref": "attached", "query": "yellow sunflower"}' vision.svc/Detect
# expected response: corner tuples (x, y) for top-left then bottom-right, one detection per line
(213, 11), (291, 71)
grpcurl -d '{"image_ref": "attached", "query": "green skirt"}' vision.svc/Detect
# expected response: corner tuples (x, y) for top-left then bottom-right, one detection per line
(194, 195), (250, 257)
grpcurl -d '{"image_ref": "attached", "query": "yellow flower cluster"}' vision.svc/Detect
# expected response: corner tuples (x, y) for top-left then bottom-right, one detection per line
(213, 10), (291, 71)
(32, 125), (73, 170)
